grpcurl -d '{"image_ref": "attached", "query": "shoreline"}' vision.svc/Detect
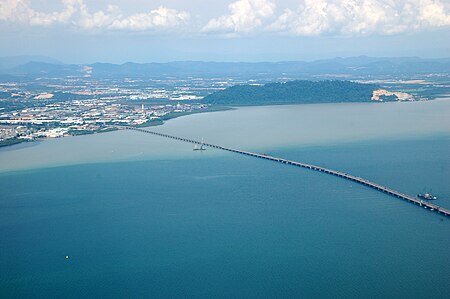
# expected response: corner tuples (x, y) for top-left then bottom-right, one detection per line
(1, 98), (448, 150)
(0, 105), (233, 149)
(0, 99), (449, 174)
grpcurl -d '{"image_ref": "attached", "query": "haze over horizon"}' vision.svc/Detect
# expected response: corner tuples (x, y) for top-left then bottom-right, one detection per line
(1, 0), (449, 64)
(3, 54), (450, 67)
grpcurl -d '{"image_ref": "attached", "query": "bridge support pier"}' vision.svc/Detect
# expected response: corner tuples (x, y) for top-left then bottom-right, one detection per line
(124, 126), (450, 219)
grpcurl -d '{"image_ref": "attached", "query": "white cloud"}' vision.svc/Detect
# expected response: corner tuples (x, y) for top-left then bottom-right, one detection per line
(1, 0), (449, 36)
(202, 0), (276, 34)
(0, 0), (77, 25)
(268, 0), (450, 36)
(109, 7), (190, 31)
(0, 0), (189, 31)
(76, 1), (122, 30)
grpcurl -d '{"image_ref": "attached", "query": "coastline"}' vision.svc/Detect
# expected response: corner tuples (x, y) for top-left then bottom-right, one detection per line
(1, 98), (448, 151)
(1, 99), (449, 174)
(0, 105), (233, 149)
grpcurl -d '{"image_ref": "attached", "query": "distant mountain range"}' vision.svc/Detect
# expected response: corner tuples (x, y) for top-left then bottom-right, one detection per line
(0, 55), (62, 70)
(0, 56), (449, 78)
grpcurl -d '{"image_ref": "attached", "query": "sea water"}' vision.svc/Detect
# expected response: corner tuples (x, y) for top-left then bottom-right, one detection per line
(1, 100), (449, 298)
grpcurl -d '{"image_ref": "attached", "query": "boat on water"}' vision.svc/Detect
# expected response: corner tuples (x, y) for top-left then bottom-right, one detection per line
(417, 193), (438, 200)
(193, 138), (206, 151)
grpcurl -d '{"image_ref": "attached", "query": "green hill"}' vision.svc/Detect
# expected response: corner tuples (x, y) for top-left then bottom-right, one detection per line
(202, 80), (379, 105)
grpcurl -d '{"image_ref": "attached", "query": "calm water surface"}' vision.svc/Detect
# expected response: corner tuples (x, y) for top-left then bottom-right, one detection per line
(1, 101), (449, 298)
(1, 99), (450, 172)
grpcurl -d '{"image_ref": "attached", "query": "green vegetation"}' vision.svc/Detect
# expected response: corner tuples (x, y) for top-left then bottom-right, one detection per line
(162, 105), (232, 120)
(202, 80), (379, 105)
(139, 105), (232, 128)
(68, 127), (117, 136)
(0, 138), (26, 147)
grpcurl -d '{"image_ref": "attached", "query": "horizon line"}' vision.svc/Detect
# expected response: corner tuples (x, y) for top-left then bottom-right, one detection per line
(1, 55), (450, 66)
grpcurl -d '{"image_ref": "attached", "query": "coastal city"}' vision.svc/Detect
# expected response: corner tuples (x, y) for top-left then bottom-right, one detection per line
(0, 77), (233, 146)
(0, 71), (447, 147)
(0, 100), (209, 145)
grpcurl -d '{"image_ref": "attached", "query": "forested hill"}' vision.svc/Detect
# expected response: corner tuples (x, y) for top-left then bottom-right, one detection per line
(202, 80), (379, 105)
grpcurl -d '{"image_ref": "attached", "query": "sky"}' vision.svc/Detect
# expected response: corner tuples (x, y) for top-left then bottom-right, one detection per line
(0, 0), (449, 63)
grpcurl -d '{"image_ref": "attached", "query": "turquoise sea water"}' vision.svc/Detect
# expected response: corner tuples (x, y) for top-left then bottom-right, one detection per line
(1, 101), (449, 298)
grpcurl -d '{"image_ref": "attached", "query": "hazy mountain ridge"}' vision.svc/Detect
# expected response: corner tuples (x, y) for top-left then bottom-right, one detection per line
(0, 56), (448, 78)
(0, 55), (62, 70)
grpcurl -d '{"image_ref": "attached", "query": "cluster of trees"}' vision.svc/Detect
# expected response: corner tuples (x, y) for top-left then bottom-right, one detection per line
(0, 138), (25, 147)
(202, 80), (379, 105)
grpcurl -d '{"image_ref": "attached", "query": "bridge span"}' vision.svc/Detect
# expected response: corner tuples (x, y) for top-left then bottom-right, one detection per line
(126, 127), (450, 218)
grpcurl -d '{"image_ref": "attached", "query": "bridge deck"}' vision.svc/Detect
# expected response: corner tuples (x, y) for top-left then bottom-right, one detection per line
(126, 127), (450, 218)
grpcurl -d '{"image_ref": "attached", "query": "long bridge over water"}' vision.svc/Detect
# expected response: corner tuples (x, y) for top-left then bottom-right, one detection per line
(126, 127), (450, 218)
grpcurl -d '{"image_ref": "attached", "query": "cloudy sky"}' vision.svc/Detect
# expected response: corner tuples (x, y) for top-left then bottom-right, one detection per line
(0, 0), (449, 63)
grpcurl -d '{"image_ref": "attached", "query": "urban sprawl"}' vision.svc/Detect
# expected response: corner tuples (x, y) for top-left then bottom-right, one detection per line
(0, 77), (235, 145)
